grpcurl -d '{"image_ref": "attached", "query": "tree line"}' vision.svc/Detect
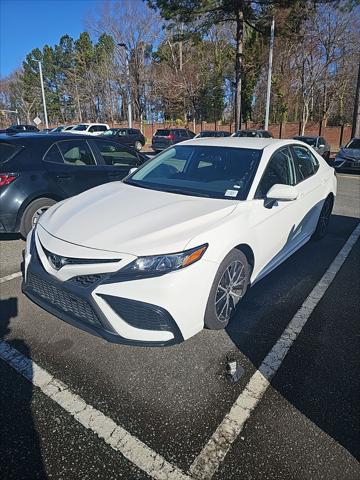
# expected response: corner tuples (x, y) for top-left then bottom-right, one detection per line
(0, 0), (359, 133)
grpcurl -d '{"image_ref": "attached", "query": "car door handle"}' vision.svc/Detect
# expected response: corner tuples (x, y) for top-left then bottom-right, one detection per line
(56, 174), (72, 180)
(108, 172), (123, 179)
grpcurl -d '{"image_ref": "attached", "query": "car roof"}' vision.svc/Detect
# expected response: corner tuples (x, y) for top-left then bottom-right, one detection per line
(110, 127), (135, 131)
(0, 132), (106, 143)
(181, 137), (301, 150)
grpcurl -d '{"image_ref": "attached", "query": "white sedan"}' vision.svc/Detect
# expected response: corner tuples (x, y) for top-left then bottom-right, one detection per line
(23, 138), (336, 346)
(69, 123), (109, 135)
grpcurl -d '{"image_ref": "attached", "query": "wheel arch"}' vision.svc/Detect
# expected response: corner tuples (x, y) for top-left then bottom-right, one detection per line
(15, 192), (64, 232)
(234, 243), (255, 273)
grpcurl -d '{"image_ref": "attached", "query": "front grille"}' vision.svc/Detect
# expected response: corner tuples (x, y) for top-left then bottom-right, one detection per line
(68, 274), (106, 287)
(40, 242), (120, 269)
(27, 272), (100, 326)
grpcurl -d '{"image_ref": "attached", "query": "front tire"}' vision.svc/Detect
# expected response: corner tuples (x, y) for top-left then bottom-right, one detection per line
(204, 249), (250, 330)
(20, 197), (57, 238)
(134, 141), (142, 151)
(312, 195), (333, 240)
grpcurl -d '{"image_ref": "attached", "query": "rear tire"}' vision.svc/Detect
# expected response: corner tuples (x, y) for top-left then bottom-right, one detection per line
(323, 152), (330, 163)
(312, 195), (333, 240)
(20, 197), (57, 238)
(204, 249), (250, 330)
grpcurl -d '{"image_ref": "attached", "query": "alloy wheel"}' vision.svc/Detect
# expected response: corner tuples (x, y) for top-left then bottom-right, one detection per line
(318, 199), (332, 236)
(215, 260), (247, 322)
(32, 206), (50, 227)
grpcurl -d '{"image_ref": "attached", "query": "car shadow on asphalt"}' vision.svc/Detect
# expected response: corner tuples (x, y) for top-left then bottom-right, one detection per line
(225, 213), (360, 461)
(0, 297), (48, 479)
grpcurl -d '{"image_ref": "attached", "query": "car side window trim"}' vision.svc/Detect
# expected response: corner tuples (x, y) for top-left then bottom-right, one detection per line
(42, 143), (64, 164)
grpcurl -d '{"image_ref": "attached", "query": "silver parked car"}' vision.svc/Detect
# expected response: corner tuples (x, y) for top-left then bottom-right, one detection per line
(293, 136), (330, 162)
(334, 138), (360, 172)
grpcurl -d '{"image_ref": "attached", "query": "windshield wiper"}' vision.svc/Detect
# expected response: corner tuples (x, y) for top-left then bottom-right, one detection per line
(161, 188), (210, 198)
(124, 180), (210, 197)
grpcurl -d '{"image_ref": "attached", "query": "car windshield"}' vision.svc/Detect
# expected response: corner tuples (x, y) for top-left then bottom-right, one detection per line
(125, 145), (261, 200)
(295, 137), (317, 146)
(73, 124), (88, 131)
(52, 126), (64, 132)
(345, 139), (360, 149)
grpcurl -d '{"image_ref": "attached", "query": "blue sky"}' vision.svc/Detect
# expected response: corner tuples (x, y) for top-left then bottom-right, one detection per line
(0, 0), (100, 78)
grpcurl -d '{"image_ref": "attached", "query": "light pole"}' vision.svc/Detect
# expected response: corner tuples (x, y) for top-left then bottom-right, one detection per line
(118, 43), (132, 128)
(264, 18), (275, 131)
(38, 61), (49, 129)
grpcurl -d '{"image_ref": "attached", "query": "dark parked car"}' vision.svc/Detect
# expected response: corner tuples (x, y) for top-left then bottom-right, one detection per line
(102, 128), (145, 151)
(293, 135), (330, 161)
(0, 124), (39, 134)
(0, 133), (147, 237)
(232, 129), (273, 138)
(334, 138), (360, 172)
(151, 128), (195, 152)
(195, 130), (231, 138)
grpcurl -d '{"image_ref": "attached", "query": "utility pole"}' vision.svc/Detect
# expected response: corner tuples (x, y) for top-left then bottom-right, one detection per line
(351, 59), (360, 138)
(38, 61), (48, 129)
(264, 17), (275, 131)
(118, 43), (132, 128)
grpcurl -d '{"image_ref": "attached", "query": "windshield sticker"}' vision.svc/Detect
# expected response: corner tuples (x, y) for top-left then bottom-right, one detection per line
(225, 189), (238, 197)
(233, 185), (241, 189)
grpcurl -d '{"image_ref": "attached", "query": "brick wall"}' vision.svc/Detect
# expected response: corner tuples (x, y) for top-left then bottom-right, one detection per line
(110, 121), (351, 152)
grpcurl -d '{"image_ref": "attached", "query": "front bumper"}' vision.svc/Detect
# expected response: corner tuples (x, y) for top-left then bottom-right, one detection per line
(334, 157), (360, 171)
(23, 229), (215, 346)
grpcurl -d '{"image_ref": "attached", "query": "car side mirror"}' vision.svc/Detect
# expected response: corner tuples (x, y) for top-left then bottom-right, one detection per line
(265, 184), (298, 206)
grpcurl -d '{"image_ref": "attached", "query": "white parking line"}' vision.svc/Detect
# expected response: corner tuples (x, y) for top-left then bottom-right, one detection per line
(0, 271), (22, 284)
(189, 222), (360, 479)
(0, 340), (191, 480)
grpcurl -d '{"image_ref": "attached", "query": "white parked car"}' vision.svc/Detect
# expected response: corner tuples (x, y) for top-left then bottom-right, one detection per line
(70, 123), (109, 135)
(51, 125), (77, 132)
(23, 138), (336, 346)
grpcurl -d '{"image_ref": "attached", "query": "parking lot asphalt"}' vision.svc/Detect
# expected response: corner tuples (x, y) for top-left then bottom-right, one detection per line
(0, 173), (359, 480)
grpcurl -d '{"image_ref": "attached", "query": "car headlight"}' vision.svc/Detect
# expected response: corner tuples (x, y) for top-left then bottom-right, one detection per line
(121, 244), (208, 277)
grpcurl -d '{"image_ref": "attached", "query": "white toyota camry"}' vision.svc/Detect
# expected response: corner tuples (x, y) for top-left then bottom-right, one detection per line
(23, 138), (336, 346)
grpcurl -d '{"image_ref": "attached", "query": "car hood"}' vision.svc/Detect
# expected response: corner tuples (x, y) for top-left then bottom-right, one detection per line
(39, 182), (238, 255)
(338, 148), (360, 161)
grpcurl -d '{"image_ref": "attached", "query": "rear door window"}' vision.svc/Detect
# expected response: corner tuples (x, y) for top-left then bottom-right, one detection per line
(292, 145), (319, 182)
(57, 140), (96, 166)
(0, 143), (21, 163)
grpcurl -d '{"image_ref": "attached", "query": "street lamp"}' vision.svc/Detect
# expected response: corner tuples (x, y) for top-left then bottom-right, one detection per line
(118, 43), (132, 128)
(38, 61), (49, 129)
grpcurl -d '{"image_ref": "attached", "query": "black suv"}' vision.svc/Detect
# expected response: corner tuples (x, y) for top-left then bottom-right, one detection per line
(0, 133), (147, 237)
(152, 128), (195, 152)
(102, 128), (146, 151)
(0, 124), (39, 134)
